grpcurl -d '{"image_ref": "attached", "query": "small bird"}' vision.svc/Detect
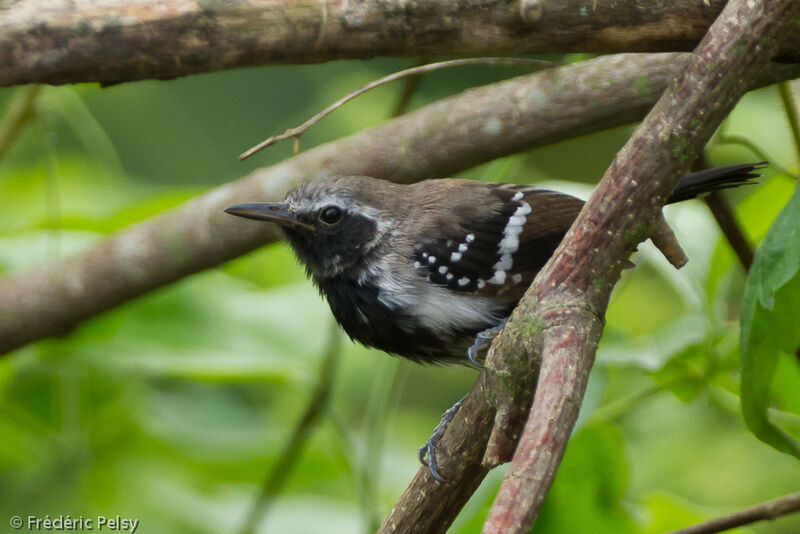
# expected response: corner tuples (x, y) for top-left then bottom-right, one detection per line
(225, 162), (762, 480)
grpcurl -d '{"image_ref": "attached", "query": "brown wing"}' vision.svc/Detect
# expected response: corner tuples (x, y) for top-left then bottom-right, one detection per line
(410, 184), (584, 300)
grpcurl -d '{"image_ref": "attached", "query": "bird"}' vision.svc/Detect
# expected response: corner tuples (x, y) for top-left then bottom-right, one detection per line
(224, 162), (763, 481)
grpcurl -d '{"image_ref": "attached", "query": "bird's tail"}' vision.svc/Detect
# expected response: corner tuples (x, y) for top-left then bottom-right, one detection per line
(667, 162), (766, 204)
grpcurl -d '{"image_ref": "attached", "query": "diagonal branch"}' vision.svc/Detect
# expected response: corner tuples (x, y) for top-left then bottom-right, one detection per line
(482, 0), (800, 532)
(378, 61), (800, 534)
(2, 0), (799, 87)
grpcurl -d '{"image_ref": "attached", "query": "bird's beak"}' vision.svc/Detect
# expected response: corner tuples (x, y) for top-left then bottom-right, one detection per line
(224, 202), (316, 231)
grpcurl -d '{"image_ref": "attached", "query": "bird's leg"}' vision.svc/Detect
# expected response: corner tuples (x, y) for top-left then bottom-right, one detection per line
(418, 395), (466, 483)
(467, 318), (508, 366)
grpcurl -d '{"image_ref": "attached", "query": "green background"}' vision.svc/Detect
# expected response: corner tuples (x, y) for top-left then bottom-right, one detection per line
(0, 59), (798, 533)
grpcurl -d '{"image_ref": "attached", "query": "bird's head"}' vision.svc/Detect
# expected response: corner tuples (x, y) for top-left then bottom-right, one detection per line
(225, 176), (400, 279)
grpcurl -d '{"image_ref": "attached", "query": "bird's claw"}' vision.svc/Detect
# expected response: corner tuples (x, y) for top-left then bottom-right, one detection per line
(466, 320), (508, 366)
(418, 442), (446, 483)
(417, 396), (466, 483)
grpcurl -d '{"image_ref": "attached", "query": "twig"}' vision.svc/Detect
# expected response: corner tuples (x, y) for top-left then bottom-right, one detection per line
(703, 191), (753, 270)
(664, 492), (800, 534)
(239, 58), (559, 160)
(481, 1), (800, 532)
(0, 84), (40, 162)
(239, 321), (341, 534)
(777, 82), (800, 160)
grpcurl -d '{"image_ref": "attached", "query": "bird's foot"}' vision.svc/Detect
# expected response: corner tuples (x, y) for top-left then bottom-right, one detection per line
(466, 319), (508, 366)
(417, 396), (466, 483)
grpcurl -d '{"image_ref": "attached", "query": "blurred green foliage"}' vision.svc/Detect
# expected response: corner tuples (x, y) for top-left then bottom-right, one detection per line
(741, 183), (800, 458)
(0, 60), (798, 533)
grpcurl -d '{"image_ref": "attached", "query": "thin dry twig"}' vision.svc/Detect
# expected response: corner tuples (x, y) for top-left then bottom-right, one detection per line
(0, 84), (40, 162)
(239, 58), (560, 160)
(240, 321), (342, 534)
(664, 492), (800, 534)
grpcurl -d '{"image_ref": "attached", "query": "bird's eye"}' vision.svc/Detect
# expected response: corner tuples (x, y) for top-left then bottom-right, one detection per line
(319, 205), (343, 225)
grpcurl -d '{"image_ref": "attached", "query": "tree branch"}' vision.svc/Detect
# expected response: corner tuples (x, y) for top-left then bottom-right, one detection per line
(2, 0), (799, 87)
(0, 54), (796, 357)
(665, 492), (800, 534)
(378, 63), (799, 534)
(481, 1), (800, 532)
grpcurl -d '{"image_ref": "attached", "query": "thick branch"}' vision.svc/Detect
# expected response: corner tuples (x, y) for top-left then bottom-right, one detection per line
(0, 55), (796, 359)
(378, 66), (799, 534)
(1, 0), (799, 87)
(482, 1), (800, 532)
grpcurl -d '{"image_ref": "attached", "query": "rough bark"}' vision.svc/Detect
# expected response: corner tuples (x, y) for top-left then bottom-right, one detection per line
(481, 0), (800, 532)
(2, 0), (799, 87)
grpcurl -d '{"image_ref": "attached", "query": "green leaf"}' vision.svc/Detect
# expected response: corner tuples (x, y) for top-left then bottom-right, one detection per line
(740, 181), (800, 459)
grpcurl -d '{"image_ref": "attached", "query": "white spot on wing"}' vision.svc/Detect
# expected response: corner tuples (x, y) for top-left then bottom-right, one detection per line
(458, 277), (470, 287)
(458, 243), (468, 252)
(512, 191), (523, 201)
(508, 214), (526, 226)
(489, 270), (506, 285)
(498, 234), (519, 255)
(438, 265), (448, 274)
(494, 254), (513, 271)
(492, 200), (531, 273)
(466, 233), (475, 243)
(428, 255), (436, 264)
(451, 252), (462, 262)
